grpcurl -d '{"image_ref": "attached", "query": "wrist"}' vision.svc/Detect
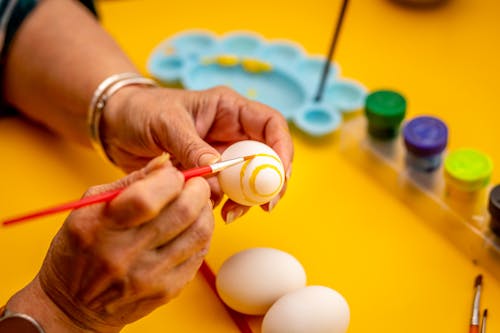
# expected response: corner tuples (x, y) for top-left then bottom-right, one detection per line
(87, 73), (158, 164)
(6, 277), (93, 333)
(104, 84), (153, 122)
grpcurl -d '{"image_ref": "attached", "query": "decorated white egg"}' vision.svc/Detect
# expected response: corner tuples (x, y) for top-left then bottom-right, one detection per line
(215, 247), (307, 315)
(218, 140), (285, 206)
(262, 286), (350, 333)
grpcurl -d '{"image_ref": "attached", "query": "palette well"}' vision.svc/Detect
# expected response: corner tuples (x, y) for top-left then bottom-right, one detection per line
(147, 30), (367, 137)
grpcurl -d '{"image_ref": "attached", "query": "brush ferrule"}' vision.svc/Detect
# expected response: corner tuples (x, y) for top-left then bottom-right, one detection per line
(211, 157), (245, 173)
(471, 285), (482, 325)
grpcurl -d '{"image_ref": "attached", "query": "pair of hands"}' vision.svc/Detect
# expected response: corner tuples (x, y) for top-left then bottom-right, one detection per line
(8, 85), (293, 332)
(102, 85), (293, 222)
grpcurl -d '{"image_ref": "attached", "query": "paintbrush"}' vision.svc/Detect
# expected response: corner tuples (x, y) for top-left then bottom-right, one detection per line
(314, 0), (350, 102)
(470, 274), (483, 333)
(481, 309), (488, 333)
(2, 155), (254, 226)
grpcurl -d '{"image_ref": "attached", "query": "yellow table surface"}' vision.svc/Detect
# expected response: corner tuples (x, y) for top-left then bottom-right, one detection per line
(1, 0), (500, 332)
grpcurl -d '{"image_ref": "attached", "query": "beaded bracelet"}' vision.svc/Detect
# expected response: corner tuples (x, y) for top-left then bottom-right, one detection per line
(87, 73), (158, 163)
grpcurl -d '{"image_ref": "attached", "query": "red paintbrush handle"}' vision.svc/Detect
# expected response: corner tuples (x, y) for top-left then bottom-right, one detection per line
(469, 325), (479, 333)
(2, 188), (124, 226)
(2, 165), (215, 227)
(182, 165), (212, 180)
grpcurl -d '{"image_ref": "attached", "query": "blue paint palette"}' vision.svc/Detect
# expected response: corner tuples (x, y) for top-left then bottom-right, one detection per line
(147, 30), (367, 137)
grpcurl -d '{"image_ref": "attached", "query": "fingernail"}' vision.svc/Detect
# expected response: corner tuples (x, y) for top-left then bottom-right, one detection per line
(199, 247), (209, 257)
(144, 153), (170, 174)
(286, 165), (292, 180)
(268, 195), (280, 212)
(208, 199), (214, 209)
(199, 153), (220, 166)
(148, 153), (170, 169)
(225, 208), (243, 224)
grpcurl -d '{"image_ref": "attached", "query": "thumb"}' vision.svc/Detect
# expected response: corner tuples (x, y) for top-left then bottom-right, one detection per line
(162, 112), (220, 168)
(85, 154), (173, 196)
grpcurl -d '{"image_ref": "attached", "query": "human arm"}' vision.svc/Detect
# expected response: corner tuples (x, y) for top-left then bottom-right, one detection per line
(5, 155), (214, 333)
(2, 0), (137, 146)
(2, 0), (294, 222)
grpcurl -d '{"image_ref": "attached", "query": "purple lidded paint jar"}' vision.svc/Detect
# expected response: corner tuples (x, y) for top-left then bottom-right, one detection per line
(403, 116), (448, 172)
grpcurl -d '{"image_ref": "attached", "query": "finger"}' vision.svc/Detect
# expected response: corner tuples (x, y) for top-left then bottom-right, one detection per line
(138, 177), (212, 249)
(204, 88), (293, 182)
(221, 200), (251, 224)
(82, 154), (173, 197)
(205, 176), (224, 208)
(154, 204), (214, 269)
(105, 163), (184, 229)
(240, 99), (294, 178)
(63, 155), (174, 299)
(151, 103), (220, 168)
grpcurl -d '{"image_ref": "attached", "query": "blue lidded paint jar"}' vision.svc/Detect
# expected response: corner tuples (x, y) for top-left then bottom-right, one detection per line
(403, 116), (448, 172)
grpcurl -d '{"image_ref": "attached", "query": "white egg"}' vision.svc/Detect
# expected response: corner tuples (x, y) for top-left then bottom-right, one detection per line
(215, 248), (307, 315)
(262, 286), (350, 333)
(218, 140), (285, 206)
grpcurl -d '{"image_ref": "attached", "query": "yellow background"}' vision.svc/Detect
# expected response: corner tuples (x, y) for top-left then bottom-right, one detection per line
(1, 0), (500, 332)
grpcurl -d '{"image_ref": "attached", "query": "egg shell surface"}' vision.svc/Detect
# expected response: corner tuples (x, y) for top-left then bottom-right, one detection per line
(215, 247), (307, 315)
(262, 285), (350, 333)
(217, 140), (285, 206)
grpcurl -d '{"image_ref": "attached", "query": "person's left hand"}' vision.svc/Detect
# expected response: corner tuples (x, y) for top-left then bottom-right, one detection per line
(101, 85), (294, 223)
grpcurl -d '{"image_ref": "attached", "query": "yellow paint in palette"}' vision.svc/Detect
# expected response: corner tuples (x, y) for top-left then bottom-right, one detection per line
(246, 88), (258, 99)
(241, 58), (272, 73)
(163, 46), (175, 55)
(216, 54), (240, 67)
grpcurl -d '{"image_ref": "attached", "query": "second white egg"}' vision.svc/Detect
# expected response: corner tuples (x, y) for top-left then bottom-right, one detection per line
(262, 285), (350, 333)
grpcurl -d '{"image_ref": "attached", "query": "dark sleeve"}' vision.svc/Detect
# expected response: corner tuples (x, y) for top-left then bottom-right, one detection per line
(1, 0), (97, 61)
(0, 0), (98, 115)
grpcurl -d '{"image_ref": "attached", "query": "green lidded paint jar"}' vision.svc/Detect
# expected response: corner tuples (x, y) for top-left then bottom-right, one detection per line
(365, 90), (407, 140)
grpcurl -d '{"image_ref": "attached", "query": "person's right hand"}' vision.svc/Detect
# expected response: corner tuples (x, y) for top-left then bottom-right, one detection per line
(6, 154), (214, 333)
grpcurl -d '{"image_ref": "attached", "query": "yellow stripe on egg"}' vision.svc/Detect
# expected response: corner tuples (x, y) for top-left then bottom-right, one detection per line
(240, 154), (284, 205)
(218, 141), (285, 207)
(249, 164), (283, 197)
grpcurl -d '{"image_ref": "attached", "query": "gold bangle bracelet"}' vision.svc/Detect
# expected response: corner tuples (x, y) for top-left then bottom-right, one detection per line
(87, 73), (158, 164)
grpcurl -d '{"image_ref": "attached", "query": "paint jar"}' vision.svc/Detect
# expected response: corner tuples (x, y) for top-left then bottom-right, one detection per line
(403, 116), (448, 172)
(488, 185), (500, 237)
(444, 148), (493, 224)
(363, 90), (406, 159)
(401, 116), (448, 191)
(365, 90), (407, 140)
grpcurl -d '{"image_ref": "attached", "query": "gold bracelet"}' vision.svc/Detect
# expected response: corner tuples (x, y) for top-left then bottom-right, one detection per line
(87, 73), (158, 164)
